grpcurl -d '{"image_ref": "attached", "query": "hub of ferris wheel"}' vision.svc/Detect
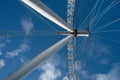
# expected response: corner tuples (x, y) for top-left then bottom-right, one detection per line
(56, 30), (89, 37)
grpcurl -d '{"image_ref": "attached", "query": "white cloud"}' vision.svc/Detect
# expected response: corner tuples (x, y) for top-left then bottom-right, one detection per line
(63, 76), (69, 80)
(0, 36), (10, 49)
(75, 60), (82, 71)
(38, 56), (61, 80)
(0, 43), (6, 48)
(95, 64), (120, 80)
(0, 51), (2, 55)
(6, 40), (30, 58)
(74, 60), (89, 79)
(39, 62), (61, 80)
(21, 17), (34, 35)
(75, 59), (120, 80)
(96, 74), (109, 80)
(0, 36), (10, 57)
(84, 36), (110, 65)
(75, 60), (120, 80)
(0, 59), (5, 69)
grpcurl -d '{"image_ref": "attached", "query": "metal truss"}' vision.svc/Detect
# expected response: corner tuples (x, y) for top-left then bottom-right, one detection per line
(67, 0), (77, 80)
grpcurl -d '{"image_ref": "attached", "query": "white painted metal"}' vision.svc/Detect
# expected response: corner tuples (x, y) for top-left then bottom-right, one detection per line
(21, 0), (73, 32)
(77, 34), (89, 37)
(6, 35), (74, 80)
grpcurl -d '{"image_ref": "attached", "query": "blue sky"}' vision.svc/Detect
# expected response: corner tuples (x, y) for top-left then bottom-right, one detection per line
(0, 0), (120, 80)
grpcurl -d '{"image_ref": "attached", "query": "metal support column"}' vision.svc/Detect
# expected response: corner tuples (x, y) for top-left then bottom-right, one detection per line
(67, 0), (76, 80)
(6, 35), (73, 80)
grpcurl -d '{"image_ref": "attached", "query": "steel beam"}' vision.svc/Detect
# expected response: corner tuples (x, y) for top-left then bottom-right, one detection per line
(21, 0), (73, 32)
(6, 35), (74, 80)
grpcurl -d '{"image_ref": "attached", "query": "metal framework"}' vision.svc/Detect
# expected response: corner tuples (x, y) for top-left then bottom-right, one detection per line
(67, 0), (77, 80)
(6, 0), (89, 80)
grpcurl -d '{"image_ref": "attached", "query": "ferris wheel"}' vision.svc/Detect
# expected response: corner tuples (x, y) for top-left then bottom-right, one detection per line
(4, 0), (120, 80)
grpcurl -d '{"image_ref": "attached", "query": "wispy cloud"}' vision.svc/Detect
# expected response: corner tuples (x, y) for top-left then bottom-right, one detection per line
(75, 60), (113, 80)
(95, 63), (120, 80)
(75, 60), (90, 80)
(99, 59), (108, 65)
(0, 36), (10, 49)
(86, 36), (109, 57)
(0, 59), (5, 69)
(0, 36), (10, 57)
(21, 17), (34, 35)
(38, 56), (61, 80)
(6, 40), (30, 58)
(20, 56), (30, 65)
(75, 60), (82, 71)
(75, 60), (120, 80)
(83, 36), (110, 65)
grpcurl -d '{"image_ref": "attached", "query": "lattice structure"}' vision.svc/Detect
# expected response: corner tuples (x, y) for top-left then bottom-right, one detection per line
(67, 0), (76, 80)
